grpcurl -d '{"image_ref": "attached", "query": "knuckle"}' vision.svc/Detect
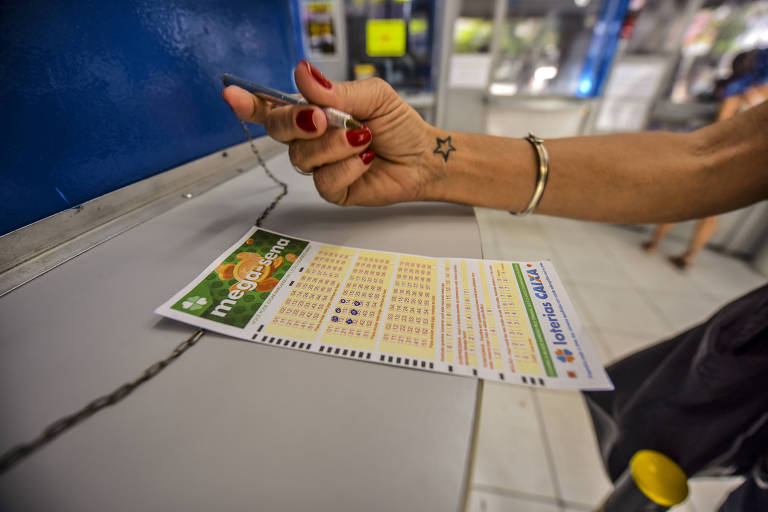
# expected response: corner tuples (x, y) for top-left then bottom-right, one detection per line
(305, 134), (340, 169)
(265, 109), (292, 140)
(321, 132), (340, 156)
(264, 114), (281, 137)
(250, 97), (269, 123)
(368, 77), (393, 99)
(313, 171), (345, 206)
(367, 77), (388, 90)
(340, 154), (358, 174)
(288, 143), (303, 166)
(312, 169), (333, 196)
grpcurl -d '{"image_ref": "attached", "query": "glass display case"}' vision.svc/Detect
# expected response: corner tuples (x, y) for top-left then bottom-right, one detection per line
(448, 0), (496, 89)
(646, 0), (768, 131)
(589, 0), (689, 133)
(489, 0), (630, 98)
(665, 0), (768, 104)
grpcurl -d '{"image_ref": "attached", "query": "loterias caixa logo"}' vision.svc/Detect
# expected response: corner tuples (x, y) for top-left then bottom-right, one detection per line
(555, 348), (575, 363)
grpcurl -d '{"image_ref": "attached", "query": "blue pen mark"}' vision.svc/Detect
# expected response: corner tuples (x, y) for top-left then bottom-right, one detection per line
(55, 186), (71, 206)
(55, 187), (82, 210)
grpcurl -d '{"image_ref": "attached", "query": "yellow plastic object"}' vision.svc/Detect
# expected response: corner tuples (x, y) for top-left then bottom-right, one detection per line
(630, 450), (689, 507)
(366, 19), (406, 57)
(353, 63), (377, 80)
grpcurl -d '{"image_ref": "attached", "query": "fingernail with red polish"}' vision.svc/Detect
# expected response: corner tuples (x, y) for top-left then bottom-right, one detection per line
(359, 150), (375, 165)
(303, 59), (332, 89)
(346, 127), (371, 146)
(296, 109), (317, 132)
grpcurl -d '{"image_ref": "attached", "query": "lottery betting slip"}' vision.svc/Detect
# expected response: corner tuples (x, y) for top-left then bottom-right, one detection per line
(156, 227), (612, 390)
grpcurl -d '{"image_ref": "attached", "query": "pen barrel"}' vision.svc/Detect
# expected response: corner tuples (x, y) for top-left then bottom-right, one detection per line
(322, 107), (362, 130)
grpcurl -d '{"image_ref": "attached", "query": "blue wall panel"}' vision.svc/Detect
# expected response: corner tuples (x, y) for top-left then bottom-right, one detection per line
(0, 1), (301, 236)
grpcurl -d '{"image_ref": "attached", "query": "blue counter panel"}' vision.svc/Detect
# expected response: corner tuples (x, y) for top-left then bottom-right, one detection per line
(0, 0), (301, 235)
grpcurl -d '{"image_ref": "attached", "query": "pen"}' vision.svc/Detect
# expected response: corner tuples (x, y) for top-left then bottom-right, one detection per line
(221, 73), (363, 131)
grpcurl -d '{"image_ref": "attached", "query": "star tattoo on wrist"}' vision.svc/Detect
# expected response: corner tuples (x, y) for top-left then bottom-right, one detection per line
(433, 136), (456, 162)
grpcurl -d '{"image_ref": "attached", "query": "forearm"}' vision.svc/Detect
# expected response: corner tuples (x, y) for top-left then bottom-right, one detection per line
(423, 102), (768, 223)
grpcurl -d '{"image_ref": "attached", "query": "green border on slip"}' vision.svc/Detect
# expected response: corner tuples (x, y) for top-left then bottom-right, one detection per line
(512, 263), (557, 378)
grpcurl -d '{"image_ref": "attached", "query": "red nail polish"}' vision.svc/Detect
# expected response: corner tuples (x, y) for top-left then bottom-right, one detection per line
(296, 109), (317, 132)
(346, 127), (371, 146)
(359, 150), (375, 165)
(303, 59), (332, 89)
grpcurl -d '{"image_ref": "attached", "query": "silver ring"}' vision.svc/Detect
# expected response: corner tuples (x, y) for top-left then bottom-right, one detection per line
(293, 164), (314, 176)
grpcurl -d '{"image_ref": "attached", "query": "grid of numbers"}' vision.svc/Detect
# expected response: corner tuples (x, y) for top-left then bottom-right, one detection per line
(321, 253), (393, 340)
(270, 247), (352, 334)
(459, 262), (477, 366)
(381, 258), (436, 349)
(441, 261), (455, 362)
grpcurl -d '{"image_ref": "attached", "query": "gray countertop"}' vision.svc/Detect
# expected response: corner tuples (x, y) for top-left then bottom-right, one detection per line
(0, 152), (483, 512)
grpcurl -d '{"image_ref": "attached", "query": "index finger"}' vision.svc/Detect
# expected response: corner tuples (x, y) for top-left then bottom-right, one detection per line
(222, 85), (276, 124)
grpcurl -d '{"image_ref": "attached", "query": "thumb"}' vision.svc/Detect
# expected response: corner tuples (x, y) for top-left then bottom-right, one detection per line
(294, 60), (396, 121)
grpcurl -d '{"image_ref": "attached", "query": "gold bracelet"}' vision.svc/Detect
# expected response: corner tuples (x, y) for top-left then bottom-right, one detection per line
(511, 133), (550, 216)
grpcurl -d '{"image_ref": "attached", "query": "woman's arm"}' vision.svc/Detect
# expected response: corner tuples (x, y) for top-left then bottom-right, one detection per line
(223, 62), (768, 224)
(424, 102), (768, 222)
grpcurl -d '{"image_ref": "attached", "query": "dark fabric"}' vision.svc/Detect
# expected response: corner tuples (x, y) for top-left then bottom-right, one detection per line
(718, 461), (768, 512)
(584, 283), (768, 482)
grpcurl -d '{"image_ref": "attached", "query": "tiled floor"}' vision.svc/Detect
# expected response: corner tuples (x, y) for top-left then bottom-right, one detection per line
(467, 208), (765, 512)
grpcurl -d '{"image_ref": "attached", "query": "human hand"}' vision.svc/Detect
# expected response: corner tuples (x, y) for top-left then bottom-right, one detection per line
(222, 60), (438, 206)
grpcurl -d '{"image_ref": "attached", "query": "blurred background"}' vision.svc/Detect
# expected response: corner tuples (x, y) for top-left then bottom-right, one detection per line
(2, 2), (767, 510)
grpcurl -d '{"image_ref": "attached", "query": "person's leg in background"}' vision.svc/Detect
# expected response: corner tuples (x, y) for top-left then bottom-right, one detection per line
(642, 223), (675, 252)
(669, 216), (719, 270)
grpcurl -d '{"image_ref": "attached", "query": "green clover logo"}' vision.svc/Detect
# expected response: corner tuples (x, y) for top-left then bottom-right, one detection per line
(181, 296), (208, 312)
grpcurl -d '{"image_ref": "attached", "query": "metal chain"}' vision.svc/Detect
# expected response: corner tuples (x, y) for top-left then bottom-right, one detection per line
(0, 124), (287, 474)
(0, 328), (205, 474)
(240, 121), (288, 227)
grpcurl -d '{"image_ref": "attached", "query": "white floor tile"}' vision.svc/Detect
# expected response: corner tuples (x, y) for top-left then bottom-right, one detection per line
(559, 281), (595, 323)
(683, 477), (745, 512)
(569, 283), (671, 339)
(467, 489), (561, 512)
(546, 256), (574, 282)
(688, 251), (766, 303)
(591, 327), (660, 362)
(581, 326), (613, 365)
(494, 246), (560, 263)
(472, 382), (557, 498)
(473, 208), (571, 276)
(587, 223), (647, 249)
(536, 216), (595, 245)
(643, 288), (724, 335)
(553, 241), (634, 287)
(613, 244), (710, 295)
(534, 389), (613, 508)
(598, 228), (721, 299)
(475, 208), (553, 253)
(669, 499), (698, 512)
